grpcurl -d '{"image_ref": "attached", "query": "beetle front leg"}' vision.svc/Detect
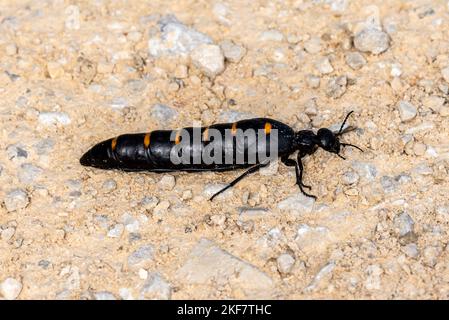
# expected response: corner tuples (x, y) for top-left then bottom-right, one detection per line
(281, 155), (316, 199)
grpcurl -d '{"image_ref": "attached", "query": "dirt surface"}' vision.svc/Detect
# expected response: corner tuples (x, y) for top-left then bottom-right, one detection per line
(0, 0), (449, 300)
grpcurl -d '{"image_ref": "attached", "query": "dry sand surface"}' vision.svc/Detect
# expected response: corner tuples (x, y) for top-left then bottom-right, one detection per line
(0, 0), (449, 299)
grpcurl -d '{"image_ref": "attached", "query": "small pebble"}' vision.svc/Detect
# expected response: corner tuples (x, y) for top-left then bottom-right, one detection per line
(304, 36), (321, 54)
(38, 112), (71, 126)
(315, 57), (334, 74)
(345, 52), (367, 70)
(153, 200), (170, 216)
(326, 76), (347, 98)
(354, 28), (390, 54)
(305, 74), (320, 88)
(158, 175), (176, 191)
(4, 189), (29, 212)
(341, 170), (359, 185)
(6, 144), (28, 161)
(18, 163), (43, 184)
(413, 142), (426, 156)
(219, 40), (246, 63)
(47, 61), (64, 79)
(140, 272), (172, 300)
(393, 211), (414, 237)
(277, 253), (295, 274)
(402, 243), (419, 258)
(128, 244), (154, 266)
(138, 268), (149, 280)
(190, 44), (225, 78)
(102, 179), (117, 192)
(1, 227), (16, 241)
(422, 95), (445, 112)
(0, 277), (22, 300)
(380, 176), (397, 193)
(422, 246), (441, 267)
(150, 103), (178, 123)
(107, 224), (124, 238)
(397, 101), (417, 122)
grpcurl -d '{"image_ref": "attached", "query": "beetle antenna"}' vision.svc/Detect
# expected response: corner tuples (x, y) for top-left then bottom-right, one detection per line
(337, 154), (346, 160)
(341, 143), (364, 152)
(337, 111), (354, 136)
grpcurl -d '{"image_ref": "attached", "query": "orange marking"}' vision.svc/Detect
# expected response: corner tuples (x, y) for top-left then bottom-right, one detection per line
(264, 122), (272, 134)
(144, 133), (151, 148)
(203, 127), (209, 141)
(175, 130), (181, 145)
(231, 122), (237, 135)
(111, 137), (117, 151)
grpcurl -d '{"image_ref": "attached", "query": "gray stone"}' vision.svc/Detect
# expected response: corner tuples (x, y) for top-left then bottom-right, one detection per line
(398, 101), (417, 122)
(18, 163), (43, 184)
(4, 189), (29, 212)
(354, 28), (390, 54)
(402, 243), (419, 258)
(150, 103), (178, 123)
(277, 192), (315, 214)
(140, 272), (172, 300)
(315, 57), (334, 74)
(326, 76), (347, 98)
(107, 224), (124, 238)
(277, 253), (295, 274)
(0, 277), (22, 300)
(239, 208), (269, 220)
(175, 238), (274, 298)
(351, 161), (377, 181)
(6, 144), (28, 161)
(393, 212), (414, 237)
(218, 111), (255, 122)
(128, 244), (154, 266)
(341, 170), (359, 185)
(109, 97), (129, 110)
(380, 176), (397, 193)
(203, 183), (233, 199)
(219, 40), (246, 63)
(422, 246), (441, 267)
(33, 138), (55, 155)
(305, 74), (320, 88)
(148, 15), (213, 57)
(190, 44), (225, 78)
(345, 52), (367, 69)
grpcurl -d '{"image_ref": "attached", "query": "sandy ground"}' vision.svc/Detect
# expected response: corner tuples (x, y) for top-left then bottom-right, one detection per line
(0, 0), (448, 300)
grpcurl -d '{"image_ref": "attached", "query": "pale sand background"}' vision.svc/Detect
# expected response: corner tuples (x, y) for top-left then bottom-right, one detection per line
(0, 0), (448, 299)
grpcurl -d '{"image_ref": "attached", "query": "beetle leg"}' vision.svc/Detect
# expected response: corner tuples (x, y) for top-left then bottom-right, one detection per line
(281, 155), (316, 198)
(209, 162), (270, 201)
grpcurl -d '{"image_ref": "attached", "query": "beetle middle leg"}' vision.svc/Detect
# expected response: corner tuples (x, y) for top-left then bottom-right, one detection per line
(281, 155), (316, 199)
(210, 161), (270, 201)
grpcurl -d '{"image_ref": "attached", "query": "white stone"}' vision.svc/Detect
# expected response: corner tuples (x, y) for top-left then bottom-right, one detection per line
(190, 44), (225, 78)
(259, 30), (284, 42)
(38, 112), (71, 126)
(398, 100), (417, 122)
(65, 5), (80, 30)
(277, 192), (315, 214)
(304, 36), (321, 54)
(148, 15), (213, 57)
(140, 272), (172, 300)
(441, 67), (449, 83)
(304, 262), (335, 292)
(354, 28), (390, 54)
(175, 238), (274, 298)
(1, 227), (15, 241)
(94, 291), (116, 300)
(364, 264), (383, 290)
(4, 189), (29, 212)
(107, 224), (124, 238)
(0, 277), (22, 300)
(219, 40), (246, 63)
(277, 254), (295, 274)
(158, 175), (176, 190)
(315, 57), (334, 74)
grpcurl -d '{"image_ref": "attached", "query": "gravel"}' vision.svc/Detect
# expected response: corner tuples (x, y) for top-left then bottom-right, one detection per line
(150, 103), (178, 123)
(94, 291), (116, 300)
(158, 175), (176, 191)
(259, 29), (284, 42)
(219, 40), (246, 63)
(441, 67), (449, 83)
(304, 36), (321, 54)
(18, 163), (43, 184)
(140, 272), (172, 300)
(38, 112), (71, 126)
(345, 52), (367, 70)
(277, 192), (315, 214)
(398, 101), (417, 122)
(354, 28), (390, 54)
(393, 212), (415, 237)
(341, 170), (360, 185)
(148, 15), (213, 57)
(315, 56), (334, 74)
(305, 74), (321, 88)
(128, 244), (154, 266)
(190, 44), (225, 78)
(4, 189), (29, 212)
(326, 75), (347, 98)
(107, 224), (124, 238)
(102, 179), (117, 192)
(0, 277), (22, 300)
(277, 253), (295, 274)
